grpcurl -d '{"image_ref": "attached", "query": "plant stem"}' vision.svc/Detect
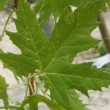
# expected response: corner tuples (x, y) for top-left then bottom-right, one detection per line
(25, 81), (29, 98)
(8, 83), (26, 90)
(0, 105), (20, 109)
(0, 10), (14, 40)
(97, 12), (110, 53)
(27, 74), (38, 110)
(29, 73), (35, 96)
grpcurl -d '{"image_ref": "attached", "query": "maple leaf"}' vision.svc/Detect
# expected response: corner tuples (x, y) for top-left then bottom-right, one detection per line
(0, 0), (110, 109)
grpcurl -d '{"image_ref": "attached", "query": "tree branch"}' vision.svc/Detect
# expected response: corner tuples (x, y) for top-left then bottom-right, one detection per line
(97, 12), (110, 53)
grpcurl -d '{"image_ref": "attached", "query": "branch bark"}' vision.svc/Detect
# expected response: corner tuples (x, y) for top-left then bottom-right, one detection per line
(97, 12), (110, 53)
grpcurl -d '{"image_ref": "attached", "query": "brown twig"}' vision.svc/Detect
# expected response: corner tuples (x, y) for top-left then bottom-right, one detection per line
(29, 73), (35, 96)
(97, 12), (110, 53)
(0, 10), (14, 40)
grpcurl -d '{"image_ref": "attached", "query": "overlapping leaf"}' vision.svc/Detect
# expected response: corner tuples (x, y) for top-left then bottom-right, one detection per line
(37, 0), (108, 24)
(0, 0), (110, 110)
(49, 0), (97, 17)
(36, 0), (95, 25)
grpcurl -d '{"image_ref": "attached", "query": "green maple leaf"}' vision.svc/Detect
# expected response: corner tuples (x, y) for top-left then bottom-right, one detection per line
(0, 76), (8, 110)
(0, 0), (110, 109)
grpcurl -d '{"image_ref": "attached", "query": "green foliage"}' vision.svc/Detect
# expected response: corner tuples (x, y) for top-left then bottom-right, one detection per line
(37, 0), (108, 25)
(0, 0), (6, 10)
(21, 94), (64, 110)
(0, 76), (8, 110)
(0, 0), (110, 110)
(39, 0), (95, 17)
